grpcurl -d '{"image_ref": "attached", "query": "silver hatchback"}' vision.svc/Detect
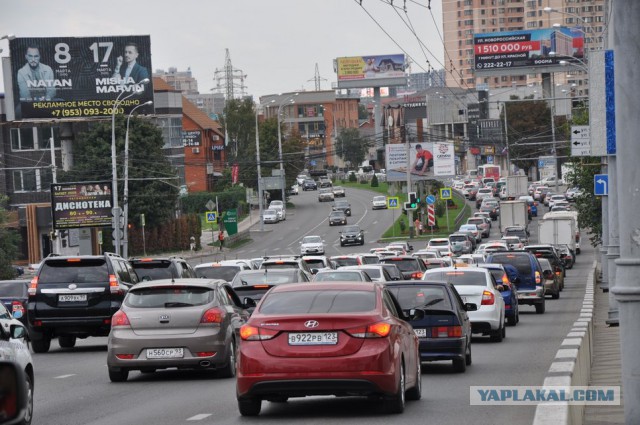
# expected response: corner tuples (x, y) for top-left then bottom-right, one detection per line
(107, 278), (251, 382)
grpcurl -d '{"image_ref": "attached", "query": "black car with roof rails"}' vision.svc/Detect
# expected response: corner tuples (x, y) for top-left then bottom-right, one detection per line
(129, 256), (196, 281)
(379, 256), (427, 280)
(385, 280), (476, 372)
(302, 179), (317, 191)
(27, 252), (139, 353)
(332, 199), (352, 216)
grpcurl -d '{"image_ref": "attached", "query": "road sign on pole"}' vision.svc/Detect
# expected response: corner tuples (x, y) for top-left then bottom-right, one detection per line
(426, 195), (436, 205)
(440, 188), (452, 200)
(205, 211), (217, 223)
(571, 125), (591, 157)
(594, 174), (608, 196)
(388, 197), (400, 209)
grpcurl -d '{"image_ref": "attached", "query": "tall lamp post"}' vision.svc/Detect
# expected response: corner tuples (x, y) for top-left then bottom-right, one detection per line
(122, 100), (153, 259)
(0, 34), (15, 54)
(255, 105), (266, 232)
(276, 93), (298, 202)
(111, 78), (150, 256)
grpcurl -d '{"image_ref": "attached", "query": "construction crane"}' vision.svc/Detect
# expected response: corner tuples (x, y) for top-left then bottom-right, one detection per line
(213, 48), (247, 100)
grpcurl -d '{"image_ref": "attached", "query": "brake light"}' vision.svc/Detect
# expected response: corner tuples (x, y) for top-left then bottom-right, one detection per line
(481, 290), (495, 305)
(66, 258), (81, 262)
(411, 272), (424, 279)
(115, 354), (135, 360)
(346, 322), (392, 338)
(555, 271), (561, 276)
(112, 310), (130, 327)
(501, 274), (509, 285)
(535, 271), (542, 284)
(140, 258), (154, 262)
(431, 326), (462, 338)
(253, 285), (270, 289)
(109, 274), (121, 294)
(240, 325), (279, 341)
(28, 276), (38, 297)
(201, 308), (225, 324)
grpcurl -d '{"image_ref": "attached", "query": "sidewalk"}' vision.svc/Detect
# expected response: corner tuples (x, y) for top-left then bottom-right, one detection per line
(583, 279), (625, 424)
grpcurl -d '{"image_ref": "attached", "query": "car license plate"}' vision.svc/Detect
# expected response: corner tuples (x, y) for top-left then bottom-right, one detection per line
(414, 328), (427, 338)
(288, 332), (338, 345)
(58, 294), (87, 302)
(147, 348), (184, 359)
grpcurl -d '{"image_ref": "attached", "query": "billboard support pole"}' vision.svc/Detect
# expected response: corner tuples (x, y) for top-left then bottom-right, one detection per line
(49, 129), (62, 255)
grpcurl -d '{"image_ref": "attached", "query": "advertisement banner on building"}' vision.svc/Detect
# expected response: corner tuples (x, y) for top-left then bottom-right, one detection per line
(51, 181), (113, 229)
(182, 130), (201, 147)
(474, 27), (584, 73)
(8, 35), (154, 120)
(336, 54), (406, 81)
(385, 142), (455, 181)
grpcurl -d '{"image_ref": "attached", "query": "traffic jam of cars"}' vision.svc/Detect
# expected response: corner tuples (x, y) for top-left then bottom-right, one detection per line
(2, 172), (582, 420)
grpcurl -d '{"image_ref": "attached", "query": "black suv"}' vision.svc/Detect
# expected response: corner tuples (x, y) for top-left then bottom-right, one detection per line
(302, 179), (317, 191)
(130, 256), (196, 281)
(339, 225), (364, 246)
(332, 199), (352, 216)
(27, 252), (139, 353)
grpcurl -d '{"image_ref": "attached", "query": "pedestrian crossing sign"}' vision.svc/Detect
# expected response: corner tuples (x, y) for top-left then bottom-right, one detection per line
(388, 197), (400, 209)
(205, 211), (217, 223)
(440, 188), (452, 200)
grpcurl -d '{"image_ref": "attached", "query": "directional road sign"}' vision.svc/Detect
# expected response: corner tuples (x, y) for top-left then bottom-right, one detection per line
(205, 211), (217, 223)
(571, 125), (591, 157)
(594, 174), (608, 196)
(426, 195), (436, 205)
(440, 188), (452, 200)
(388, 197), (400, 209)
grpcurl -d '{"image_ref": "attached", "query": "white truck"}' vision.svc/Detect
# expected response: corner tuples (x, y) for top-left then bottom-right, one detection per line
(543, 211), (581, 254)
(505, 175), (529, 200)
(499, 200), (529, 234)
(538, 218), (577, 253)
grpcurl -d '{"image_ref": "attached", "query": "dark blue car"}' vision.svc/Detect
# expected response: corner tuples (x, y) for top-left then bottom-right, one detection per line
(479, 264), (520, 326)
(386, 280), (476, 373)
(486, 252), (546, 314)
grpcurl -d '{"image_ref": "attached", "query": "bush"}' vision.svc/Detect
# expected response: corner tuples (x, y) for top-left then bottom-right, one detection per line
(370, 174), (379, 187)
(348, 173), (357, 182)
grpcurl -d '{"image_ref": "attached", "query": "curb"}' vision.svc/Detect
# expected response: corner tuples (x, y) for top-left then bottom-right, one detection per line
(532, 260), (597, 425)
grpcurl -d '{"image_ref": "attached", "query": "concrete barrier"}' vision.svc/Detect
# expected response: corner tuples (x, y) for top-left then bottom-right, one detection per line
(532, 261), (597, 425)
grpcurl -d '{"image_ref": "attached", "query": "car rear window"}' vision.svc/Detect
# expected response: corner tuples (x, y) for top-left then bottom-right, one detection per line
(485, 269), (505, 282)
(194, 265), (241, 281)
(38, 259), (108, 283)
(424, 270), (487, 286)
(0, 281), (28, 297)
(125, 286), (214, 308)
(449, 235), (467, 242)
(331, 258), (359, 267)
(233, 272), (297, 287)
(360, 268), (381, 279)
(259, 289), (376, 314)
(314, 272), (364, 282)
(132, 261), (174, 280)
(361, 256), (380, 265)
(304, 259), (326, 268)
(381, 258), (421, 272)
(489, 254), (533, 275)
(262, 262), (299, 271)
(429, 240), (449, 247)
(388, 286), (452, 310)
(505, 229), (527, 239)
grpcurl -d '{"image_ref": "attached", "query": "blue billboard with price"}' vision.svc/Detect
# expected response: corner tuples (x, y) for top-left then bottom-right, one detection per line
(8, 36), (154, 121)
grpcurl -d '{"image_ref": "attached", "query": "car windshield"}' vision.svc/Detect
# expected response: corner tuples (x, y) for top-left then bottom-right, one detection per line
(330, 212), (344, 218)
(194, 265), (240, 281)
(388, 285), (452, 310)
(232, 272), (298, 287)
(126, 286), (214, 308)
(259, 289), (376, 314)
(373, 196), (386, 202)
(343, 226), (360, 233)
(424, 270), (487, 286)
(264, 209), (276, 215)
(302, 236), (322, 244)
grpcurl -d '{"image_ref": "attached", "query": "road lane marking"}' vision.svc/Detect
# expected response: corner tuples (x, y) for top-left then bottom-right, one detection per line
(187, 414), (213, 421)
(54, 374), (76, 379)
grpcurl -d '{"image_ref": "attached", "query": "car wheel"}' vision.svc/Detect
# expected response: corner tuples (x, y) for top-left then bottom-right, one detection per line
(22, 371), (33, 425)
(384, 361), (405, 413)
(465, 342), (472, 366)
(58, 335), (76, 348)
(31, 335), (51, 353)
(452, 356), (466, 373)
(340, 243), (344, 247)
(218, 339), (237, 378)
(360, 240), (365, 246)
(108, 367), (129, 382)
(489, 324), (504, 342)
(238, 398), (262, 416)
(552, 289), (560, 300)
(405, 361), (422, 400)
(506, 314), (517, 327)
(535, 301), (546, 314)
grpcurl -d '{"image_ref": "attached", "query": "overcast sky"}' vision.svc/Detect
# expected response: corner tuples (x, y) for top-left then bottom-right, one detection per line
(0, 0), (444, 99)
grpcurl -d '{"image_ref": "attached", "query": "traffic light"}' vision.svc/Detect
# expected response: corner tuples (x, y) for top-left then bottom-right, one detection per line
(404, 192), (418, 210)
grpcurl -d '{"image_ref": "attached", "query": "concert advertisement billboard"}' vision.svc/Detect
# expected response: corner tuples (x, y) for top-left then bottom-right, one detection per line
(51, 181), (113, 229)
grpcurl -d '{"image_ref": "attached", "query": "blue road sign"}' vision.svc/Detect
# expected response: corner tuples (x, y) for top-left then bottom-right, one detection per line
(206, 211), (217, 223)
(440, 188), (452, 200)
(388, 197), (399, 209)
(426, 195), (436, 205)
(594, 174), (608, 196)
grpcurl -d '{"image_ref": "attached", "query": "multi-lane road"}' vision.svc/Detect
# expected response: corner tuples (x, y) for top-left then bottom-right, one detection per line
(29, 186), (594, 425)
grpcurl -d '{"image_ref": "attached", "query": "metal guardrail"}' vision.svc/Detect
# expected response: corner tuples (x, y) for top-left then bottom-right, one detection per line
(453, 189), (471, 229)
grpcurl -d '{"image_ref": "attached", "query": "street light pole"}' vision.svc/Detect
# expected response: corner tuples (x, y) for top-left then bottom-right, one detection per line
(122, 100), (153, 259)
(255, 107), (265, 232)
(110, 78), (150, 256)
(276, 93), (298, 203)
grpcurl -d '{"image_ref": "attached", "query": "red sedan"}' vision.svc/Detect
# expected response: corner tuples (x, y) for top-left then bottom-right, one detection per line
(236, 282), (421, 416)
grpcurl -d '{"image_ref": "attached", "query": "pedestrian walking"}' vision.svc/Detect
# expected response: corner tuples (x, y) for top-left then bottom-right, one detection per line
(218, 231), (225, 251)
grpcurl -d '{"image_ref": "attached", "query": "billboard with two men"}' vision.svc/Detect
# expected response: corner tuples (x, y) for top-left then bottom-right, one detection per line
(7, 35), (154, 120)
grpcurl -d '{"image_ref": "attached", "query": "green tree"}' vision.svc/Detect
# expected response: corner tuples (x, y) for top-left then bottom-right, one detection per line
(336, 128), (372, 168)
(358, 103), (369, 120)
(220, 98), (256, 163)
(58, 116), (179, 229)
(0, 195), (20, 279)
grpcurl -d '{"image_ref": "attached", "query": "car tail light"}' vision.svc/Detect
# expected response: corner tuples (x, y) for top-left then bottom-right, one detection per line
(481, 290), (495, 305)
(501, 274), (510, 285)
(201, 308), (225, 324)
(28, 276), (38, 297)
(112, 310), (130, 327)
(432, 326), (462, 338)
(346, 322), (392, 338)
(535, 271), (542, 284)
(505, 304), (512, 310)
(411, 272), (423, 279)
(109, 274), (121, 294)
(240, 325), (279, 341)
(115, 354), (135, 360)
(195, 351), (216, 357)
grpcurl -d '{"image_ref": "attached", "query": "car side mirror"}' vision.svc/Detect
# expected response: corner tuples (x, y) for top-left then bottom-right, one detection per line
(10, 324), (29, 341)
(243, 297), (257, 309)
(465, 303), (478, 311)
(0, 361), (28, 424)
